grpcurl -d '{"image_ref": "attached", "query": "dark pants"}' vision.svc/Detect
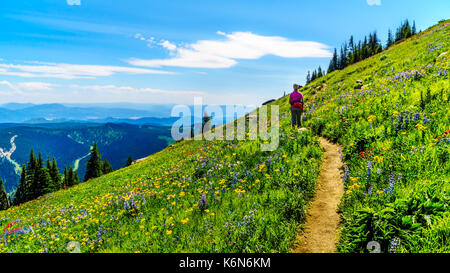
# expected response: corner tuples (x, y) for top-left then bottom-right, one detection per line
(291, 108), (302, 127)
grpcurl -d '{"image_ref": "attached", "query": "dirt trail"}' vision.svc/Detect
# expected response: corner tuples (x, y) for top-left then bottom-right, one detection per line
(293, 137), (344, 253)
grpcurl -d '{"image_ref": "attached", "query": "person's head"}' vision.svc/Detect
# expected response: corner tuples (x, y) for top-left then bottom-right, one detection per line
(293, 83), (299, 92)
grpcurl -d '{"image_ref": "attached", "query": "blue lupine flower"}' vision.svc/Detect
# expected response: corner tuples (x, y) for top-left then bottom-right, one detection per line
(389, 237), (400, 253)
(199, 193), (208, 211)
(367, 161), (372, 180)
(388, 174), (395, 194)
(343, 165), (350, 183)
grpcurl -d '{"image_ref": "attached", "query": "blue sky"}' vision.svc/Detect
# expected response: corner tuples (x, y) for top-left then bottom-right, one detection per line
(0, 0), (449, 106)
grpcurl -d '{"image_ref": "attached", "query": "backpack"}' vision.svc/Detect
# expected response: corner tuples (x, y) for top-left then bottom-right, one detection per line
(292, 99), (303, 109)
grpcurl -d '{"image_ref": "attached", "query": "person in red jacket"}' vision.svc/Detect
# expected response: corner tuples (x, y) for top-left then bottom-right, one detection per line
(289, 84), (303, 128)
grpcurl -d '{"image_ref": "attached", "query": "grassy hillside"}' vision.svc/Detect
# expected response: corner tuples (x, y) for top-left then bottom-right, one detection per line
(297, 20), (448, 253)
(0, 108), (323, 253)
(1, 20), (449, 253)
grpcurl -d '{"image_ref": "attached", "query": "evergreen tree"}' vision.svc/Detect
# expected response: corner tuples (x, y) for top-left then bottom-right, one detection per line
(67, 167), (74, 187)
(48, 158), (61, 190)
(125, 155), (134, 167)
(311, 70), (317, 81)
(306, 71), (311, 84)
(67, 166), (80, 187)
(362, 36), (369, 59)
(0, 179), (9, 211)
(412, 21), (416, 35)
(84, 143), (103, 181)
(26, 150), (39, 199)
(202, 111), (212, 133)
(63, 167), (68, 188)
(339, 46), (347, 69)
(349, 36), (354, 51)
(317, 66), (323, 78)
(387, 29), (394, 48)
(73, 170), (80, 185)
(101, 160), (114, 175)
(14, 164), (27, 205)
(328, 48), (338, 73)
(36, 152), (52, 195)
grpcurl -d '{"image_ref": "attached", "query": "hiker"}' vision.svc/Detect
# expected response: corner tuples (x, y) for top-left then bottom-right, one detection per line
(289, 84), (303, 128)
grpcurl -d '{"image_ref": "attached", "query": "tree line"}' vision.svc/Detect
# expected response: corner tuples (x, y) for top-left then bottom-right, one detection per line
(305, 19), (418, 85)
(0, 142), (127, 210)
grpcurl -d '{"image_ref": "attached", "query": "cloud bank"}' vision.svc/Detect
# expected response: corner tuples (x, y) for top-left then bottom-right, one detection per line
(366, 0), (381, 6)
(0, 62), (174, 79)
(128, 31), (332, 69)
(66, 0), (81, 6)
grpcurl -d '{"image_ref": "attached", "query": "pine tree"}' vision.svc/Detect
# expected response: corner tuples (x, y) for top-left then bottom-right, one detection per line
(126, 155), (134, 167)
(84, 143), (103, 181)
(311, 70), (317, 81)
(339, 46), (347, 69)
(0, 179), (9, 211)
(36, 152), (52, 195)
(362, 37), (369, 59)
(349, 36), (354, 51)
(412, 21), (416, 35)
(387, 29), (394, 48)
(101, 160), (114, 175)
(202, 111), (212, 133)
(317, 66), (323, 78)
(14, 164), (27, 205)
(67, 167), (74, 187)
(48, 158), (61, 190)
(73, 170), (79, 185)
(328, 48), (338, 73)
(306, 71), (311, 84)
(26, 150), (39, 199)
(63, 167), (68, 188)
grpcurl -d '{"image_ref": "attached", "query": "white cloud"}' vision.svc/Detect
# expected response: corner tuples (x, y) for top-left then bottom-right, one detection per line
(17, 82), (56, 91)
(0, 62), (174, 79)
(67, 0), (81, 6)
(0, 81), (57, 93)
(0, 81), (58, 95)
(366, 0), (381, 6)
(134, 33), (157, 48)
(128, 31), (332, 69)
(159, 40), (177, 51)
(69, 84), (205, 96)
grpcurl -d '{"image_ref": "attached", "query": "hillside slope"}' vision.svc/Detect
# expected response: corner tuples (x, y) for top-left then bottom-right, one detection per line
(0, 20), (449, 253)
(297, 20), (449, 253)
(0, 105), (324, 253)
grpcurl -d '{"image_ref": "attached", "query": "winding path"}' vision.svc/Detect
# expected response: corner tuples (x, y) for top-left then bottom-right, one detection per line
(293, 137), (344, 253)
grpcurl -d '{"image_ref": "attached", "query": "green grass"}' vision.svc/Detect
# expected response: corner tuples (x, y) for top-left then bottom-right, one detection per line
(301, 19), (450, 253)
(0, 103), (323, 253)
(1, 19), (449, 253)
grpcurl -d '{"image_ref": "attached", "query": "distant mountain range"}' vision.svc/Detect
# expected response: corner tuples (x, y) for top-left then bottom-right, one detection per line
(0, 103), (177, 124)
(0, 103), (255, 125)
